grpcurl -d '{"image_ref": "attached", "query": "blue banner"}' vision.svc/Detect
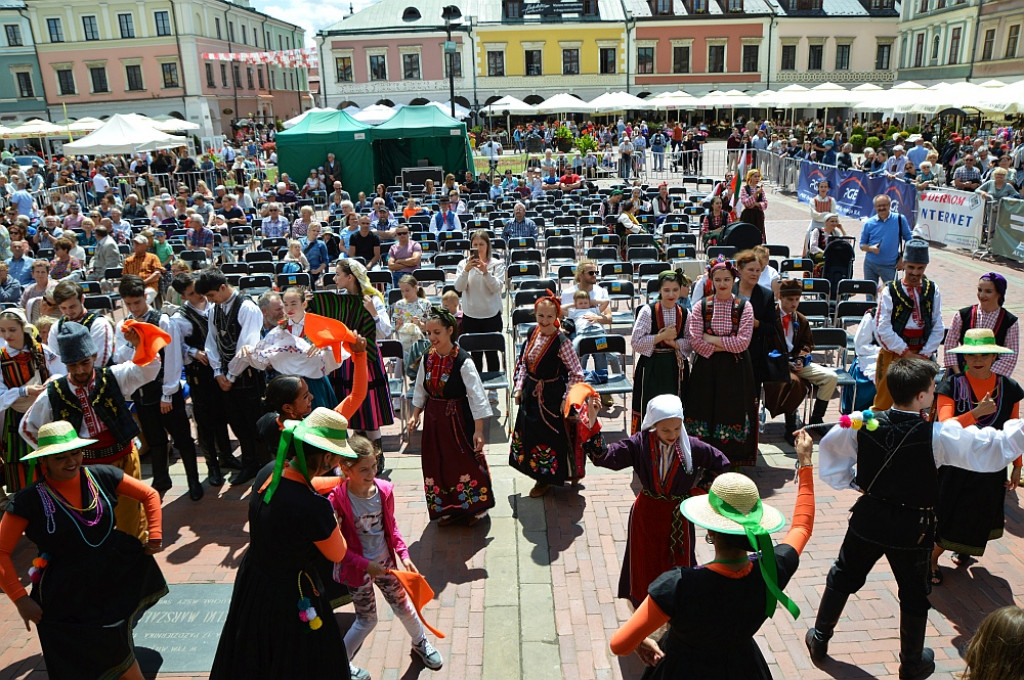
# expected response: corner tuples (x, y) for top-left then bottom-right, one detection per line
(797, 160), (916, 226)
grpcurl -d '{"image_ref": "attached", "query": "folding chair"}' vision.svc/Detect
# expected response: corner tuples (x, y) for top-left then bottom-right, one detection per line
(436, 230), (465, 244)
(600, 261), (634, 281)
(545, 246), (576, 274)
(546, 235), (575, 250)
(626, 246), (660, 263)
(509, 307), (537, 351)
(387, 288), (404, 307)
(277, 272), (312, 290)
(84, 295), (115, 317)
(513, 288), (553, 309)
(180, 250), (209, 270)
(431, 253), (463, 276)
(245, 250), (274, 264)
(260, 237), (288, 252)
(626, 233), (656, 249)
(780, 257), (815, 277)
(412, 268), (446, 296)
(598, 279), (638, 326)
(587, 246), (619, 264)
(834, 300), (876, 330)
(836, 279), (878, 302)
(506, 263), (543, 290)
(666, 245), (697, 261)
(507, 236), (537, 251)
(591, 233), (620, 250)
(221, 262), (249, 275)
(798, 299), (830, 327)
(797, 278), (831, 301)
(248, 261), (275, 276)
(239, 275), (273, 297)
(368, 270), (393, 293)
(808, 327), (857, 416)
(458, 332), (512, 424)
(706, 245), (736, 260)
(510, 249), (543, 265)
(574, 334), (633, 429)
(766, 244), (790, 258)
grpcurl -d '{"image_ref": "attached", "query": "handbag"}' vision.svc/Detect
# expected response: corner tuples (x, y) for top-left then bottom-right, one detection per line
(764, 349), (792, 384)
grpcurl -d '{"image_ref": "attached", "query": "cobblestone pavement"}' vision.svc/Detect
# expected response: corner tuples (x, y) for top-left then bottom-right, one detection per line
(2, 179), (1024, 680)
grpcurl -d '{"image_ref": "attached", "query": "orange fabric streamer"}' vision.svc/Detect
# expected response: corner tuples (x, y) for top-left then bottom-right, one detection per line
(563, 382), (599, 418)
(303, 313), (356, 363)
(389, 569), (446, 638)
(122, 319), (171, 366)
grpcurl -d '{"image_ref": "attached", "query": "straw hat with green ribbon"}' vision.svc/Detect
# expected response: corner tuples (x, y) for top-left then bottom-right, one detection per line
(680, 473), (800, 619)
(947, 328), (1014, 355)
(263, 407), (356, 503)
(21, 421), (97, 462)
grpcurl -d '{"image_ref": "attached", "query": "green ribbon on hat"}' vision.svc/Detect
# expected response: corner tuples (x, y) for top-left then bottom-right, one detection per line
(264, 420), (348, 503)
(961, 335), (1003, 349)
(37, 429), (82, 448)
(708, 489), (800, 620)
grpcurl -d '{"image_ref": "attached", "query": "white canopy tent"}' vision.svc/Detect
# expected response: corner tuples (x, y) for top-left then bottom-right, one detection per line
(480, 95), (536, 116)
(149, 115), (202, 132)
(534, 93), (593, 115)
(351, 104), (396, 124)
(416, 101), (471, 119)
(62, 114), (182, 155)
(587, 91), (652, 113)
(896, 81), (1005, 115)
(66, 117), (105, 134)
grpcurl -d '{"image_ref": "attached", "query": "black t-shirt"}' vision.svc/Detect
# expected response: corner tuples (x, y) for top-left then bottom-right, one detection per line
(218, 206), (245, 223)
(176, 157), (197, 173)
(349, 231), (381, 261)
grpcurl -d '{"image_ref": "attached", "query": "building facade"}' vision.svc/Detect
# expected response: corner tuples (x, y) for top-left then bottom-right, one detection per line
(970, 0), (1024, 81)
(0, 0), (46, 123)
(896, 0), (979, 83)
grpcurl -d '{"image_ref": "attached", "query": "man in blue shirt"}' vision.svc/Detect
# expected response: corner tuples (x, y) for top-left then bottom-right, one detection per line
(6, 240), (35, 286)
(502, 202), (537, 241)
(906, 135), (928, 169)
(9, 182), (35, 218)
(859, 194), (912, 299)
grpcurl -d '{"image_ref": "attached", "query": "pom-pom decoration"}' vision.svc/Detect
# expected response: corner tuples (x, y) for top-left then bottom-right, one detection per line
(28, 553), (50, 583)
(297, 597), (311, 609)
(866, 419), (879, 431)
(851, 418), (863, 430)
(838, 415), (852, 428)
(309, 616), (323, 630)
(298, 611), (309, 622)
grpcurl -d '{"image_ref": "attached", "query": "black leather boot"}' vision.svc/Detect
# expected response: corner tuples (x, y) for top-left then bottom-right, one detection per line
(805, 587), (850, 662)
(809, 399), (830, 425)
(206, 456), (225, 487)
(898, 613), (935, 679)
(784, 412), (798, 447)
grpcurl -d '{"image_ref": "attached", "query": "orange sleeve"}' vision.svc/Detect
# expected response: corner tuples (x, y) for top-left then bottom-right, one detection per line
(0, 512), (30, 602)
(935, 394), (975, 427)
(609, 596), (671, 656)
(311, 476), (344, 494)
(336, 351), (368, 420)
(781, 466), (815, 555)
(314, 525), (347, 562)
(116, 475), (162, 542)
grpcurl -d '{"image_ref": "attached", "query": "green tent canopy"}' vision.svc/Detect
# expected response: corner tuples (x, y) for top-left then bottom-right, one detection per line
(275, 110), (374, 196)
(368, 105), (475, 187)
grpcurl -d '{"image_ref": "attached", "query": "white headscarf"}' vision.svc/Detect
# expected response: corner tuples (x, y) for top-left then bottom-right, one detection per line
(641, 394), (692, 473)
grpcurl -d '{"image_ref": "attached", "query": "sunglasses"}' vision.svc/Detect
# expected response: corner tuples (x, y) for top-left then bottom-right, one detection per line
(396, 231), (409, 236)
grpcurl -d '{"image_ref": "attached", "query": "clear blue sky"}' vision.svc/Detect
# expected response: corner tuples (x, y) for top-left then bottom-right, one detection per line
(250, 0), (376, 46)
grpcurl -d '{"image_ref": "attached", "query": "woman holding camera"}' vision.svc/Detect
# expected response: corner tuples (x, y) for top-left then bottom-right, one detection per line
(453, 230), (505, 383)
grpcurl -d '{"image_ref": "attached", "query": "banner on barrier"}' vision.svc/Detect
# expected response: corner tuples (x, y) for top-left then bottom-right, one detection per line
(913, 188), (985, 249)
(990, 198), (1024, 262)
(797, 160), (917, 226)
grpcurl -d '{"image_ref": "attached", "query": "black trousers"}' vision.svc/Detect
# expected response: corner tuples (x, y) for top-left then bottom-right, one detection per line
(461, 311), (503, 373)
(222, 384), (265, 470)
(189, 371), (232, 464)
(136, 391), (198, 489)
(826, 527), (932, 617)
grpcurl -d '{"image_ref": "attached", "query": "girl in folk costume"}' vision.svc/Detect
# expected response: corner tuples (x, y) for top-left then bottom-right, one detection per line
(630, 270), (690, 435)
(245, 287), (339, 409)
(701, 195), (732, 250)
(804, 180), (837, 257)
(943, 273), (1019, 378)
(590, 395), (730, 607)
(0, 310), (62, 500)
(930, 329), (1023, 584)
(685, 259), (758, 467)
(807, 213), (847, 271)
(738, 169), (768, 243)
(509, 296), (586, 498)
(408, 308), (494, 526)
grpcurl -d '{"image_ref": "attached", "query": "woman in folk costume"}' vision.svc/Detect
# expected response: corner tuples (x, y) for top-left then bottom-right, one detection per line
(245, 287), (339, 409)
(0, 310), (62, 500)
(590, 395), (730, 607)
(509, 296), (586, 498)
(943, 272), (1018, 378)
(804, 180), (837, 257)
(630, 270), (690, 435)
(930, 329), (1023, 584)
(737, 168), (768, 243)
(685, 259), (758, 467)
(408, 307), (494, 526)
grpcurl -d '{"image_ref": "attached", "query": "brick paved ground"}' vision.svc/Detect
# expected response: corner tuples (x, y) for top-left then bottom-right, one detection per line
(2, 161), (1024, 680)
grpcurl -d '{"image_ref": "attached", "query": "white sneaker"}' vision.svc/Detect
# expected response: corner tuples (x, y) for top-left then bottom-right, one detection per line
(413, 639), (444, 670)
(349, 666), (371, 680)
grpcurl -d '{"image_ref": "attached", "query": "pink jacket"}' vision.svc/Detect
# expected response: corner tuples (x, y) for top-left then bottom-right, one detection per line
(329, 478), (411, 587)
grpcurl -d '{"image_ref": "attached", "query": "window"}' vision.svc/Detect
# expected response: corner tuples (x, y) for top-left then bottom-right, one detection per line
(270, 69), (276, 88)
(781, 44), (796, 70)
(402, 53), (421, 79)
(506, 0), (522, 18)
(205, 63), (215, 87)
(369, 54), (387, 80)
(914, 34), (924, 67)
(931, 35), (940, 61)
(155, 11), (171, 37)
(4, 24), (22, 46)
(982, 29), (995, 60)
(707, 45), (724, 73)
(118, 13), (135, 39)
(402, 7), (421, 21)
(56, 68), (74, 95)
(232, 64), (241, 88)
(562, 48), (579, 75)
(266, 31), (271, 47)
(653, 0), (672, 13)
(487, 51), (504, 76)
(158, 62), (178, 88)
(335, 56), (353, 82)
(918, 0), (927, 12)
(693, 0), (708, 11)
(245, 66), (253, 89)
(46, 18), (63, 43)
(445, 51), (462, 78)
(16, 72), (33, 98)
(583, 0), (598, 15)
(82, 16), (99, 41)
(637, 46), (654, 74)
(89, 66), (108, 93)
(672, 46), (690, 74)
(258, 66), (265, 88)
(727, 0), (742, 10)
(599, 48), (616, 74)
(228, 22), (235, 42)
(742, 44), (758, 72)
(1006, 25), (1020, 58)
(126, 64), (144, 90)
(215, 17), (221, 40)
(220, 63), (228, 87)
(807, 44), (823, 70)
(278, 35), (283, 50)
(525, 49), (542, 76)
(835, 44), (851, 70)
(948, 27), (961, 63)
(936, 0), (945, 7)
(876, 42), (891, 70)
(240, 26), (247, 44)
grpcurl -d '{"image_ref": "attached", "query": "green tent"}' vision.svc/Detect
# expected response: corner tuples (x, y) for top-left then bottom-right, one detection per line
(275, 111), (374, 196)
(368, 106), (475, 187)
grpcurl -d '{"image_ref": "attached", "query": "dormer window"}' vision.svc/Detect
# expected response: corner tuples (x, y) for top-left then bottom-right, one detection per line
(651, 0), (673, 15)
(504, 0), (522, 19)
(728, 0), (743, 11)
(583, 0), (599, 16)
(402, 7), (421, 21)
(690, 0), (709, 13)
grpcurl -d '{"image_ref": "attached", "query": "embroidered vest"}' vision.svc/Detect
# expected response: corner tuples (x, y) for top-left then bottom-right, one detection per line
(700, 296), (744, 337)
(649, 302), (687, 347)
(887, 278), (936, 339)
(130, 310), (166, 406)
(855, 410), (935, 507)
(0, 345), (49, 412)
(46, 368), (140, 448)
(957, 305), (1016, 348)
(174, 303), (215, 385)
(213, 294), (263, 391)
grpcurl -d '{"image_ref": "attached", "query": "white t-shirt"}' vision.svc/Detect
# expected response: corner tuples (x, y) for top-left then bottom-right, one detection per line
(759, 266), (780, 289)
(561, 285), (610, 307)
(348, 486), (387, 563)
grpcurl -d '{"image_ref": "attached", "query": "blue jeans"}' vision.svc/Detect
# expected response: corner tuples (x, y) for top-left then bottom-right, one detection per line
(862, 260), (896, 301)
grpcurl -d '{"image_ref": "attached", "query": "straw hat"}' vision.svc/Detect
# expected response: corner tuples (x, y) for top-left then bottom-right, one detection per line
(947, 328), (1014, 355)
(680, 473), (786, 535)
(287, 407), (355, 458)
(21, 421), (97, 462)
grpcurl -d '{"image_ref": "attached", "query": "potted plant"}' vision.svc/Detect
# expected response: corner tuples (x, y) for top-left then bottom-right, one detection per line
(575, 133), (598, 155)
(554, 124), (575, 153)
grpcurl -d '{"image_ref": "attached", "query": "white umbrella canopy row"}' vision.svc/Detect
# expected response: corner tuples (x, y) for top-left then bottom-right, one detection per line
(62, 113), (183, 155)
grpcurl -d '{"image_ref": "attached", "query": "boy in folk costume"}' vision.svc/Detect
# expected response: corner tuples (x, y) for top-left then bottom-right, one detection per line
(20, 320), (163, 541)
(47, 280), (115, 368)
(872, 239), (944, 411)
(764, 279), (839, 446)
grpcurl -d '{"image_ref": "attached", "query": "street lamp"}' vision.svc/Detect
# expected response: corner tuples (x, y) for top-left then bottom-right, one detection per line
(624, 9), (634, 94)
(442, 5), (460, 118)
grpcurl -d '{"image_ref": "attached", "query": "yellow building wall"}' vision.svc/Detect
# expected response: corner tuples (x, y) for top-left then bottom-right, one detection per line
(474, 25), (624, 77)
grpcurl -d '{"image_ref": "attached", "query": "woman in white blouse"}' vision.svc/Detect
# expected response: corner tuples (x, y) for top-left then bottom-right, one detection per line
(454, 230), (506, 390)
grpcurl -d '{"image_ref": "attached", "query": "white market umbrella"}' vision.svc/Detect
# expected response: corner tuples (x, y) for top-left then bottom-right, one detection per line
(282, 107), (334, 129)
(758, 84), (810, 109)
(650, 90), (697, 111)
(587, 91), (652, 113)
(151, 116), (201, 132)
(853, 81), (927, 113)
(427, 101), (471, 119)
(535, 93), (593, 115)
(66, 117), (104, 134)
(2, 119), (64, 139)
(898, 81), (1003, 115)
(976, 79), (1024, 114)
(481, 95), (536, 116)
(806, 82), (857, 107)
(352, 104), (396, 124)
(62, 113), (181, 155)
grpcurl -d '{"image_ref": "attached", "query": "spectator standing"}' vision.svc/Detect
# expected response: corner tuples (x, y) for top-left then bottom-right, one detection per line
(859, 195), (912, 295)
(87, 225), (122, 286)
(454, 231), (506, 384)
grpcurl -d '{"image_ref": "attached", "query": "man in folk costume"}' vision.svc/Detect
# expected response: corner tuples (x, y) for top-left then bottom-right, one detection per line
(20, 320), (163, 542)
(194, 268), (265, 485)
(806, 358), (1024, 680)
(872, 239), (943, 411)
(114, 275), (208, 501)
(47, 280), (115, 368)
(765, 279), (839, 446)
